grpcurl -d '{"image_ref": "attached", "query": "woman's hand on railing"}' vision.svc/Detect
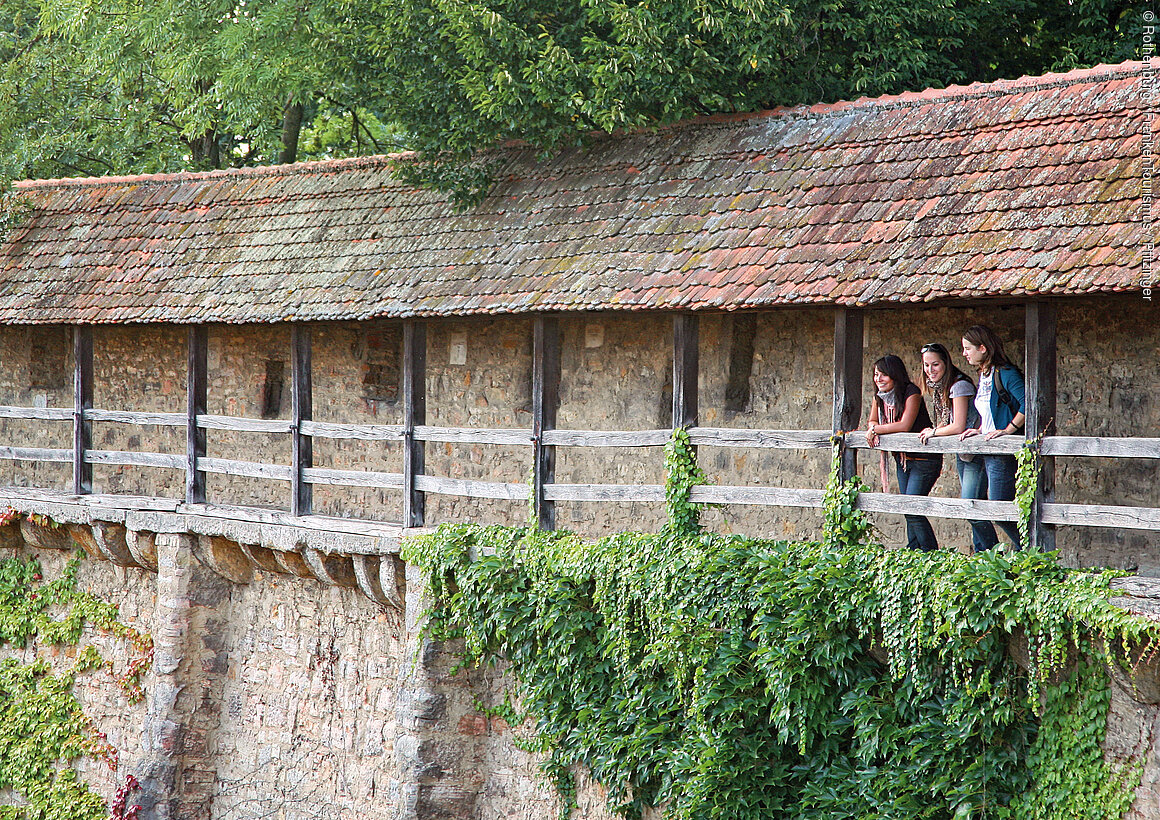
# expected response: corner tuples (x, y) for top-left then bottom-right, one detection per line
(866, 423), (879, 448)
(917, 426), (935, 444)
(960, 428), (980, 440)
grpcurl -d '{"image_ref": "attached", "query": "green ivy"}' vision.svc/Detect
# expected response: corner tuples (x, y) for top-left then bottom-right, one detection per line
(664, 427), (708, 537)
(1015, 443), (1041, 548)
(404, 440), (1150, 820)
(0, 533), (152, 820)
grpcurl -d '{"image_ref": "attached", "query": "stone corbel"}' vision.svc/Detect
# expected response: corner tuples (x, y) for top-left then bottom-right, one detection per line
(352, 553), (405, 611)
(302, 547), (358, 589)
(192, 535), (254, 584)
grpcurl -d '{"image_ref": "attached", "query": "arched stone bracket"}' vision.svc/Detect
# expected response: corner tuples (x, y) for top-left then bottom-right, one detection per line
(126, 530), (159, 571)
(353, 553), (406, 611)
(193, 536), (255, 584)
(303, 547), (359, 589)
(23, 519), (75, 551)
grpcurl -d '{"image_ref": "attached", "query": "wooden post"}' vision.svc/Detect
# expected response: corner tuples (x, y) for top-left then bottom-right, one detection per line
(186, 326), (208, 504)
(72, 326), (93, 495)
(832, 308), (864, 482)
(403, 321), (426, 528)
(532, 316), (561, 531)
(291, 324), (312, 517)
(672, 314), (699, 428)
(1025, 301), (1057, 551)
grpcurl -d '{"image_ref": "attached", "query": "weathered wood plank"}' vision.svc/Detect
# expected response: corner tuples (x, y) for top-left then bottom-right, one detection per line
(85, 451), (185, 469)
(187, 325), (208, 504)
(0, 405), (74, 421)
(1040, 503), (1160, 530)
(291, 324), (312, 516)
(541, 429), (671, 447)
(1040, 437), (1160, 458)
(846, 431), (1024, 455)
(833, 307), (863, 482)
(687, 428), (833, 449)
(73, 326), (93, 494)
(688, 485), (826, 507)
(0, 446), (73, 463)
(413, 476), (528, 500)
(299, 420), (404, 441)
(855, 492), (1020, 521)
(301, 467), (405, 489)
(198, 457), (293, 482)
(1026, 300), (1057, 551)
(533, 315), (560, 531)
(85, 409), (186, 426)
(673, 313), (699, 428)
(403, 321), (426, 528)
(197, 415), (294, 434)
(543, 484), (666, 503)
(412, 426), (534, 446)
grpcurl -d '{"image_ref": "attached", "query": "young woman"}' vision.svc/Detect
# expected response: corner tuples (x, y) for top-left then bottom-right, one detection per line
(915, 343), (996, 552)
(866, 354), (942, 551)
(958, 325), (1026, 550)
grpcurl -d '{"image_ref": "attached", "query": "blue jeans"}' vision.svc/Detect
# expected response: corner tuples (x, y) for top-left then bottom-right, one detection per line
(957, 456), (998, 553)
(895, 456), (943, 552)
(978, 454), (1022, 550)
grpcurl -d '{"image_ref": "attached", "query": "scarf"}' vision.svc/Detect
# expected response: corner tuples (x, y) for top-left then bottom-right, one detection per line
(876, 390), (900, 490)
(926, 376), (950, 428)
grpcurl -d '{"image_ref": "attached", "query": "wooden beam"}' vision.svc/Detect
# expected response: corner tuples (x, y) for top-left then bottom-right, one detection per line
(403, 321), (426, 528)
(413, 426), (534, 445)
(291, 324), (312, 517)
(414, 475), (529, 500)
(532, 316), (561, 530)
(73, 326), (93, 495)
(186, 326), (208, 504)
(542, 429), (671, 447)
(672, 314), (699, 428)
(1041, 502), (1160, 531)
(1025, 301), (1057, 551)
(832, 308), (863, 482)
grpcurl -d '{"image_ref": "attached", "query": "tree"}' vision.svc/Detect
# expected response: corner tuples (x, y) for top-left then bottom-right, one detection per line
(0, 0), (399, 181)
(367, 0), (1143, 203)
(0, 0), (1144, 202)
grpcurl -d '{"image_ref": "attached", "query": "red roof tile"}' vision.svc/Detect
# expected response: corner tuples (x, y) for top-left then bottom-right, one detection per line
(0, 61), (1149, 325)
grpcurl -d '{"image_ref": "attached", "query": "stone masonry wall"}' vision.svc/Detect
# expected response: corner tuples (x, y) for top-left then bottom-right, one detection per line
(2, 516), (1160, 819)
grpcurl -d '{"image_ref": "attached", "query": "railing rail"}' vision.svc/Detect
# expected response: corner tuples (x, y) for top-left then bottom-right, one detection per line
(0, 399), (1156, 529)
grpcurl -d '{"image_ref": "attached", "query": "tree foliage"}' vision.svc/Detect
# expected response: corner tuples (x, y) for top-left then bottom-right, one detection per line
(0, 0), (1143, 197)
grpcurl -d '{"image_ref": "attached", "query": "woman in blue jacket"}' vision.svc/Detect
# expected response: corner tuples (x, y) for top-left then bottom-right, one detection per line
(958, 325), (1026, 550)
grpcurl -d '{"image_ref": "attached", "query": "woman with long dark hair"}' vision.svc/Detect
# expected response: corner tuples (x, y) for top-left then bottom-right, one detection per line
(959, 325), (1026, 550)
(915, 342), (994, 552)
(866, 354), (942, 551)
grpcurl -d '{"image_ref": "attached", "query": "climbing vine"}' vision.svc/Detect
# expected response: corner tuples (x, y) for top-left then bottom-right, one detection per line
(663, 427), (708, 537)
(404, 440), (1150, 820)
(0, 516), (151, 820)
(1015, 442), (1042, 548)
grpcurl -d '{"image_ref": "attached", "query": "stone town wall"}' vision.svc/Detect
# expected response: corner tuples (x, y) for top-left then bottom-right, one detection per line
(1, 515), (1160, 820)
(0, 294), (1155, 569)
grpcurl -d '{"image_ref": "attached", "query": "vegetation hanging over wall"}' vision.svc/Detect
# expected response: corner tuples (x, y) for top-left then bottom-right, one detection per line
(404, 435), (1153, 820)
(0, 515), (151, 820)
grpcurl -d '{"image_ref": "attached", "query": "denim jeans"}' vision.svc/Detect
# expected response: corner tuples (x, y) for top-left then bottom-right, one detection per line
(979, 454), (1022, 550)
(956, 455), (998, 553)
(895, 456), (943, 552)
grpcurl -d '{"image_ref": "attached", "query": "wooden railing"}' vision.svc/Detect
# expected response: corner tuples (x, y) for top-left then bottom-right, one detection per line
(0, 306), (1157, 546)
(1, 404), (1158, 533)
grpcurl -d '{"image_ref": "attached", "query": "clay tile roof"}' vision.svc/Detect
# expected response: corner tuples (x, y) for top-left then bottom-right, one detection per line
(0, 60), (1149, 325)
